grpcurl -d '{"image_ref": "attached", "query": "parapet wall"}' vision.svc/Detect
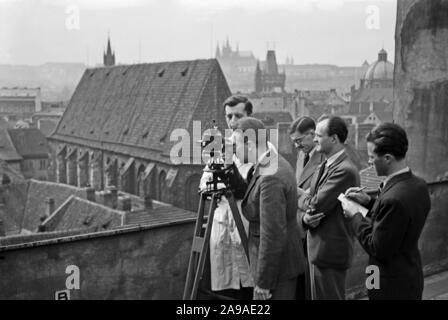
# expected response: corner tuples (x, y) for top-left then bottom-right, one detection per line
(0, 221), (194, 299)
(0, 181), (447, 299)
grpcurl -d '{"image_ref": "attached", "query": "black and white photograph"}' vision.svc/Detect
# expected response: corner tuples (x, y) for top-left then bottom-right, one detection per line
(0, 0), (447, 303)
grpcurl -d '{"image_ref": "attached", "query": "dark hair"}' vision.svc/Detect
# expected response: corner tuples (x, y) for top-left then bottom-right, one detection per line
(366, 122), (408, 160)
(235, 117), (266, 147)
(318, 115), (348, 143)
(222, 95), (253, 115)
(289, 116), (316, 135)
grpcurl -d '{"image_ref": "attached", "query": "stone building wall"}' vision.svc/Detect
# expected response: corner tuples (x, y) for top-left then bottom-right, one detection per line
(48, 141), (203, 212)
(394, 0), (448, 182)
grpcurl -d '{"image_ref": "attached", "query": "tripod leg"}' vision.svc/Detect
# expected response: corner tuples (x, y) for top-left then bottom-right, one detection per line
(183, 192), (206, 300)
(190, 193), (218, 300)
(226, 191), (250, 264)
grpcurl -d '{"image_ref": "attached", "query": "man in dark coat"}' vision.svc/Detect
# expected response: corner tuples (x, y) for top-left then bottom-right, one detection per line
(230, 117), (306, 300)
(343, 122), (430, 300)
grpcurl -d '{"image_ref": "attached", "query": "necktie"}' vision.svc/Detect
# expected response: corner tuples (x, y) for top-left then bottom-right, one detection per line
(312, 160), (327, 196)
(246, 166), (255, 184)
(303, 153), (310, 168)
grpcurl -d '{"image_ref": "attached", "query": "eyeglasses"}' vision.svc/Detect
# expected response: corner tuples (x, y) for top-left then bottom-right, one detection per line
(291, 131), (315, 145)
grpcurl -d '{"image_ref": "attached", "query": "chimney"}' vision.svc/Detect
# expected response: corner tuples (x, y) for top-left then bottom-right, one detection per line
(118, 196), (132, 212)
(144, 195), (153, 210)
(37, 215), (47, 233)
(46, 197), (55, 217)
(85, 187), (96, 202)
(103, 191), (113, 208)
(107, 186), (118, 209)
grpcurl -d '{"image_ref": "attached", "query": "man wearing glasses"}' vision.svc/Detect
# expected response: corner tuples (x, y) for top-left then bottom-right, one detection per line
(290, 117), (325, 192)
(289, 116), (325, 299)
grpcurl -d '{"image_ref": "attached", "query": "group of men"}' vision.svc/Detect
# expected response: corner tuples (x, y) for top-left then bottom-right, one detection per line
(201, 94), (431, 300)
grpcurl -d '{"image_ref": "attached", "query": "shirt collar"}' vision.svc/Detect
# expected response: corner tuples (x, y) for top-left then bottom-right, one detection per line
(383, 167), (410, 188)
(325, 149), (345, 168)
(298, 146), (316, 161)
(308, 146), (316, 158)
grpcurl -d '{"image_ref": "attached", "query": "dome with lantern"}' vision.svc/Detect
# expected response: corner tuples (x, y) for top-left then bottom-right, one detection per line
(362, 49), (394, 88)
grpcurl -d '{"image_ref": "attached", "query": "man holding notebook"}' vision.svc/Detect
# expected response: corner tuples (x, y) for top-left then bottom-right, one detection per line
(343, 123), (430, 300)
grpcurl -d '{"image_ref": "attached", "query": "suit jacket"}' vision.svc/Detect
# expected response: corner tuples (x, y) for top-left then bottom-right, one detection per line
(296, 150), (326, 239)
(298, 151), (360, 269)
(351, 171), (430, 300)
(296, 149), (326, 190)
(240, 153), (306, 290)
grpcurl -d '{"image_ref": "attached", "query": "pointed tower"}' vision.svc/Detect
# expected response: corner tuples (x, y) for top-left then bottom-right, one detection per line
(255, 60), (263, 93)
(103, 34), (116, 66)
(265, 50), (279, 75)
(215, 43), (221, 59)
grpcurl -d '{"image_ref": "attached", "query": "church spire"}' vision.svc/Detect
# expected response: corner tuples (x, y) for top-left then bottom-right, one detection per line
(215, 43), (220, 58)
(103, 32), (116, 66)
(255, 60), (262, 93)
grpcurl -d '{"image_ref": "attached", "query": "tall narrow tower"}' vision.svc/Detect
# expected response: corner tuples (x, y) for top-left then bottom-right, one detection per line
(103, 34), (116, 66)
(255, 60), (262, 93)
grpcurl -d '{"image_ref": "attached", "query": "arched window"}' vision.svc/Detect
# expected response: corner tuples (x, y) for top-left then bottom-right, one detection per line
(149, 168), (157, 200)
(158, 170), (167, 202)
(136, 164), (146, 197)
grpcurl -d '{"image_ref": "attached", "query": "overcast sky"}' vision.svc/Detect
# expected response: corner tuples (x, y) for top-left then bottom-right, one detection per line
(0, 0), (396, 66)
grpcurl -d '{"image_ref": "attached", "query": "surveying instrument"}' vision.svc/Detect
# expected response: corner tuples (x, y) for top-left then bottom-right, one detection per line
(182, 122), (250, 300)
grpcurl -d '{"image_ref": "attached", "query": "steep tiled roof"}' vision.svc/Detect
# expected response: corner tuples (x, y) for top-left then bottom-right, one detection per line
(0, 129), (22, 161)
(0, 159), (24, 182)
(50, 59), (231, 164)
(0, 182), (28, 235)
(0, 180), (195, 239)
(43, 196), (123, 232)
(22, 180), (88, 232)
(116, 191), (196, 226)
(7, 128), (49, 158)
(360, 165), (385, 192)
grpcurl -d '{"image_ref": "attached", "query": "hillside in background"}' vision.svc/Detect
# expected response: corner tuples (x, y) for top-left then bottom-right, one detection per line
(0, 62), (86, 102)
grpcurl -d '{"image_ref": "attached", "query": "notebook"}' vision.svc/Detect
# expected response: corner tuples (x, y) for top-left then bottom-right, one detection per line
(338, 193), (369, 217)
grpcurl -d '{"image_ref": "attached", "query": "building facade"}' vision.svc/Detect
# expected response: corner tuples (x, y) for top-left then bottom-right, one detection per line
(216, 38), (258, 92)
(255, 50), (286, 93)
(48, 59), (231, 212)
(0, 87), (42, 122)
(0, 128), (50, 180)
(349, 48), (394, 124)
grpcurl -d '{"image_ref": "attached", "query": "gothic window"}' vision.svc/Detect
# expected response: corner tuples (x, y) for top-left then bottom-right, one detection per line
(158, 170), (167, 203)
